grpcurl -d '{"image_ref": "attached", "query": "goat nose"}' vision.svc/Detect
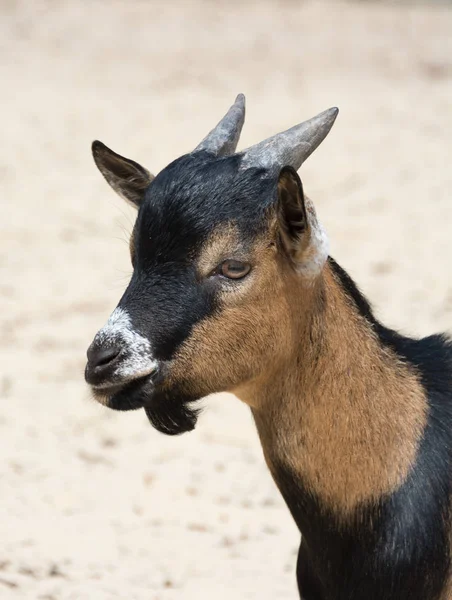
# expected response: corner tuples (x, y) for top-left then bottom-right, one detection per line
(85, 341), (122, 385)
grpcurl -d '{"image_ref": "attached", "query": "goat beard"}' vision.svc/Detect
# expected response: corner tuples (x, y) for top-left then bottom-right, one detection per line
(105, 375), (200, 435)
(144, 387), (200, 436)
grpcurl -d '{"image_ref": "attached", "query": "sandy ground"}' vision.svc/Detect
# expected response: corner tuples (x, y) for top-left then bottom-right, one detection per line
(1, 1), (452, 598)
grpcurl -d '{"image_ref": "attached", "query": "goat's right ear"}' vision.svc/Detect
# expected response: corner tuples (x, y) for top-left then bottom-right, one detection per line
(91, 141), (154, 208)
(277, 166), (329, 280)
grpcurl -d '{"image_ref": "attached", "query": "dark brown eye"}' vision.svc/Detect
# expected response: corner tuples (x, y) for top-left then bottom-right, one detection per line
(218, 259), (251, 280)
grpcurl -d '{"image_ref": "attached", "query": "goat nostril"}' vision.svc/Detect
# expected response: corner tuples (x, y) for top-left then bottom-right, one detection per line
(96, 347), (120, 367)
(87, 344), (121, 370)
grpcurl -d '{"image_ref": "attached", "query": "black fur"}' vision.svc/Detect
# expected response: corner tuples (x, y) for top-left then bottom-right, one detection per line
(275, 258), (452, 600)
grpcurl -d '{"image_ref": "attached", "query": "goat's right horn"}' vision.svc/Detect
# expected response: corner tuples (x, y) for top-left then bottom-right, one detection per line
(194, 94), (246, 157)
(241, 107), (338, 172)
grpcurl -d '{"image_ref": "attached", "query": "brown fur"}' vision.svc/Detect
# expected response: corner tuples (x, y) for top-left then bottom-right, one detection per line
(196, 223), (244, 279)
(172, 238), (427, 514)
(168, 225), (297, 401)
(251, 264), (428, 514)
(440, 578), (452, 600)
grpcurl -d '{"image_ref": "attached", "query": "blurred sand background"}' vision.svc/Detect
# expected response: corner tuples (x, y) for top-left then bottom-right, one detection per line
(1, 1), (452, 598)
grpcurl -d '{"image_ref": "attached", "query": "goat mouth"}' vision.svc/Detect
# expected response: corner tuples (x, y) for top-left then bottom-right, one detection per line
(91, 372), (200, 436)
(91, 374), (155, 411)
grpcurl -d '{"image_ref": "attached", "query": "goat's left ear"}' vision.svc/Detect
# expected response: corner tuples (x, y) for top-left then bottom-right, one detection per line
(277, 166), (329, 279)
(92, 141), (154, 208)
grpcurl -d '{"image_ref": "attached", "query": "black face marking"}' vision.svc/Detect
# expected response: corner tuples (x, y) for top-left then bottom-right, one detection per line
(103, 152), (277, 431)
(125, 152), (274, 357)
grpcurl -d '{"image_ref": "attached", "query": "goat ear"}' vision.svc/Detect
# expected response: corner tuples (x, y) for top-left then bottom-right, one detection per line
(91, 141), (154, 208)
(277, 166), (329, 278)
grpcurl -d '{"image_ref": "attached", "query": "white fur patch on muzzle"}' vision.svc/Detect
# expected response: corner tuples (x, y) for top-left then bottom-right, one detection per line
(94, 307), (157, 385)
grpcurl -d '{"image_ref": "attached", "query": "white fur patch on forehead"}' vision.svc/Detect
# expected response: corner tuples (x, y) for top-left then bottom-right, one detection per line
(95, 307), (157, 384)
(296, 197), (330, 282)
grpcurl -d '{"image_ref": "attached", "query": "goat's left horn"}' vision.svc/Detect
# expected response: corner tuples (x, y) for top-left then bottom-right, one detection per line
(194, 94), (246, 157)
(241, 107), (339, 172)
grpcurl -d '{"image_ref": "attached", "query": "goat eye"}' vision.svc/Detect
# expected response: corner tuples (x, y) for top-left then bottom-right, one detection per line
(218, 259), (251, 280)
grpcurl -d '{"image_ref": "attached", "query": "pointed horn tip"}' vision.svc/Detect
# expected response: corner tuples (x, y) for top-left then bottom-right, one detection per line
(323, 106), (339, 123)
(329, 106), (339, 117)
(234, 93), (246, 107)
(307, 106), (338, 135)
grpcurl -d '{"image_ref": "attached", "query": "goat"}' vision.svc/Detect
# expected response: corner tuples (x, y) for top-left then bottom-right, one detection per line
(85, 95), (452, 600)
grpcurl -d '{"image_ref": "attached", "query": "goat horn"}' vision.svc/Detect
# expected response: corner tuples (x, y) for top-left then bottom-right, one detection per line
(241, 107), (339, 172)
(194, 94), (246, 157)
